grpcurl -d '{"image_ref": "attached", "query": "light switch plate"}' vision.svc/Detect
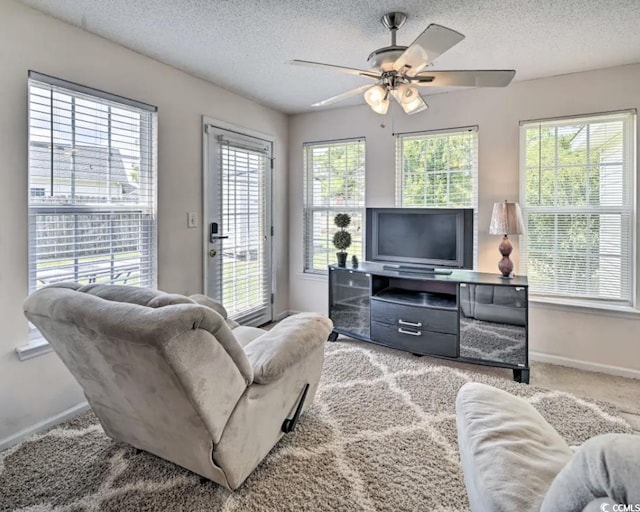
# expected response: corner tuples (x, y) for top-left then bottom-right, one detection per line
(187, 212), (198, 228)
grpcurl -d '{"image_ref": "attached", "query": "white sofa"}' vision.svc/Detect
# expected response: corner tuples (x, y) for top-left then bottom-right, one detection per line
(456, 382), (640, 512)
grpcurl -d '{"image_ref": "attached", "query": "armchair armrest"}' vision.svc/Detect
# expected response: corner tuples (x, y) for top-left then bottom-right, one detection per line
(244, 313), (333, 384)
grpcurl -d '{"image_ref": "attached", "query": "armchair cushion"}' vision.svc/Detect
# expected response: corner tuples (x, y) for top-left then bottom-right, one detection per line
(234, 325), (267, 347)
(189, 294), (229, 318)
(244, 313), (332, 384)
(78, 283), (192, 307)
(190, 294), (240, 329)
(540, 433), (640, 512)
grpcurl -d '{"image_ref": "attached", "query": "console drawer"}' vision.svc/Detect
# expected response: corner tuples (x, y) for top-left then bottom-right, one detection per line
(370, 299), (458, 334)
(371, 320), (459, 357)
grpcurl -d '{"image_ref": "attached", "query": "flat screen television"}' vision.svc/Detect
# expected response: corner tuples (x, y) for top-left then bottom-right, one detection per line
(365, 207), (474, 269)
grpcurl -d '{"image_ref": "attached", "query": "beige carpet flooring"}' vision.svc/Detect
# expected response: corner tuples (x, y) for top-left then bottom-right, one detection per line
(410, 342), (640, 431)
(0, 339), (635, 512)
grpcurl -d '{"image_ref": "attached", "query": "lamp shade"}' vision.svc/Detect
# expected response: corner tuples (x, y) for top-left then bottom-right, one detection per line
(489, 201), (525, 235)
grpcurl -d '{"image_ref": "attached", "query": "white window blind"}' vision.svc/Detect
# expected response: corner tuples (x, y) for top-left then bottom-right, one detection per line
(395, 127), (478, 264)
(303, 138), (365, 273)
(520, 110), (636, 307)
(28, 71), (158, 297)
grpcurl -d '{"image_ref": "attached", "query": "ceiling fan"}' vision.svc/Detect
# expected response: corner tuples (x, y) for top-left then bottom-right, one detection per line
(290, 12), (516, 115)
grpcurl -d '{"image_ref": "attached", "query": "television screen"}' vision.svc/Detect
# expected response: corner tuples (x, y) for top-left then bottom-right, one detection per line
(366, 208), (473, 269)
(377, 213), (458, 261)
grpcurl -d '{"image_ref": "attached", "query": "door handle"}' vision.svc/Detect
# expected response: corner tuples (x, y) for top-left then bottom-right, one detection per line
(210, 222), (230, 243)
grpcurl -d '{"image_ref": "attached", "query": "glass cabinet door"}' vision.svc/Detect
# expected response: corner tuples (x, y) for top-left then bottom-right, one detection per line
(459, 283), (527, 367)
(329, 268), (371, 338)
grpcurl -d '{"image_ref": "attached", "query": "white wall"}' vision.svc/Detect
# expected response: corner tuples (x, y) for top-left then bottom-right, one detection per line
(288, 63), (640, 376)
(0, 0), (289, 443)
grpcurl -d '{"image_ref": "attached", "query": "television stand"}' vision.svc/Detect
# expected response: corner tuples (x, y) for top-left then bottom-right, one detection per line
(328, 261), (529, 383)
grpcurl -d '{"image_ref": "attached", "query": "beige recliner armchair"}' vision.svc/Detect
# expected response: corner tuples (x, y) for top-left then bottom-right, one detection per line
(23, 283), (332, 490)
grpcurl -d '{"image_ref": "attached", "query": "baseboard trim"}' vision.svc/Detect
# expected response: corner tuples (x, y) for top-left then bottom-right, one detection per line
(274, 309), (300, 322)
(530, 351), (640, 380)
(0, 401), (90, 452)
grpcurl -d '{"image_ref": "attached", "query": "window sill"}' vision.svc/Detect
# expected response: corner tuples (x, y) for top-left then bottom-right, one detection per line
(530, 297), (640, 319)
(298, 271), (328, 282)
(16, 338), (53, 361)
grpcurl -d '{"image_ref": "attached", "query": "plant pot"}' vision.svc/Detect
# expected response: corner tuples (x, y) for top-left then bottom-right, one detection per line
(336, 252), (348, 267)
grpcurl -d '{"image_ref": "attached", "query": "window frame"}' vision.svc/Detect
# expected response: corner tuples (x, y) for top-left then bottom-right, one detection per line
(519, 109), (637, 310)
(303, 137), (366, 275)
(395, 126), (479, 268)
(25, 72), (158, 348)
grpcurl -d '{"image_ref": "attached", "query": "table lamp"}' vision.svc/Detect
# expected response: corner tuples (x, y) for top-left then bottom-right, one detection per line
(489, 200), (525, 278)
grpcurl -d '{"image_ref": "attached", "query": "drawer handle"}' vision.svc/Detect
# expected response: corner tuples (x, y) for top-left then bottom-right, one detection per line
(398, 319), (422, 327)
(398, 327), (422, 336)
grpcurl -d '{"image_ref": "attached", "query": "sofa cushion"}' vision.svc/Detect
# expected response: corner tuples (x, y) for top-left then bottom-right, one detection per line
(456, 382), (573, 512)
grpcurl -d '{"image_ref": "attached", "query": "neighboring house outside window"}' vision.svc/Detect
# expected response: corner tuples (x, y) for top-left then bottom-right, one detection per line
(27, 72), (158, 316)
(519, 110), (636, 308)
(395, 127), (478, 265)
(303, 138), (365, 274)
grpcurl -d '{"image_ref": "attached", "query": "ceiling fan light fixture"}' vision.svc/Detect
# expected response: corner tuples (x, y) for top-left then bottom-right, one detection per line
(364, 84), (387, 107)
(403, 95), (428, 114)
(393, 83), (418, 105)
(390, 84), (428, 114)
(370, 97), (390, 115)
(402, 90), (428, 114)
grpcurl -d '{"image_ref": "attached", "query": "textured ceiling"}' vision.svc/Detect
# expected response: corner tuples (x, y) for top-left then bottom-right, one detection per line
(17, 0), (640, 114)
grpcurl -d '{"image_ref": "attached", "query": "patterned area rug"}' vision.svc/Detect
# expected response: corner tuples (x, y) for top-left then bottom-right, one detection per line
(460, 317), (526, 366)
(0, 339), (633, 512)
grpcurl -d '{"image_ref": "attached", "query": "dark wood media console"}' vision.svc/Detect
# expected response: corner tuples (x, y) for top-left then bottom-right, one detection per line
(328, 262), (530, 383)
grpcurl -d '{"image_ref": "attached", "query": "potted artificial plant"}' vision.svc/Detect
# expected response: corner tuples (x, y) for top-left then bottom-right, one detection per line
(332, 213), (352, 267)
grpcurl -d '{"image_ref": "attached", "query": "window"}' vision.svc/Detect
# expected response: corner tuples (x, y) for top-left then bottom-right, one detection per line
(303, 138), (365, 273)
(28, 71), (157, 299)
(520, 110), (636, 307)
(395, 127), (478, 262)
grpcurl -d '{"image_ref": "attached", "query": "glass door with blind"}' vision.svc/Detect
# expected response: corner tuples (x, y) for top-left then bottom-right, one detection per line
(205, 124), (273, 326)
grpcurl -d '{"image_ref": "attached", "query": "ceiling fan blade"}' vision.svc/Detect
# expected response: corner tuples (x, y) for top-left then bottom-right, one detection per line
(410, 70), (516, 87)
(393, 24), (465, 76)
(289, 60), (381, 79)
(311, 84), (374, 107)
